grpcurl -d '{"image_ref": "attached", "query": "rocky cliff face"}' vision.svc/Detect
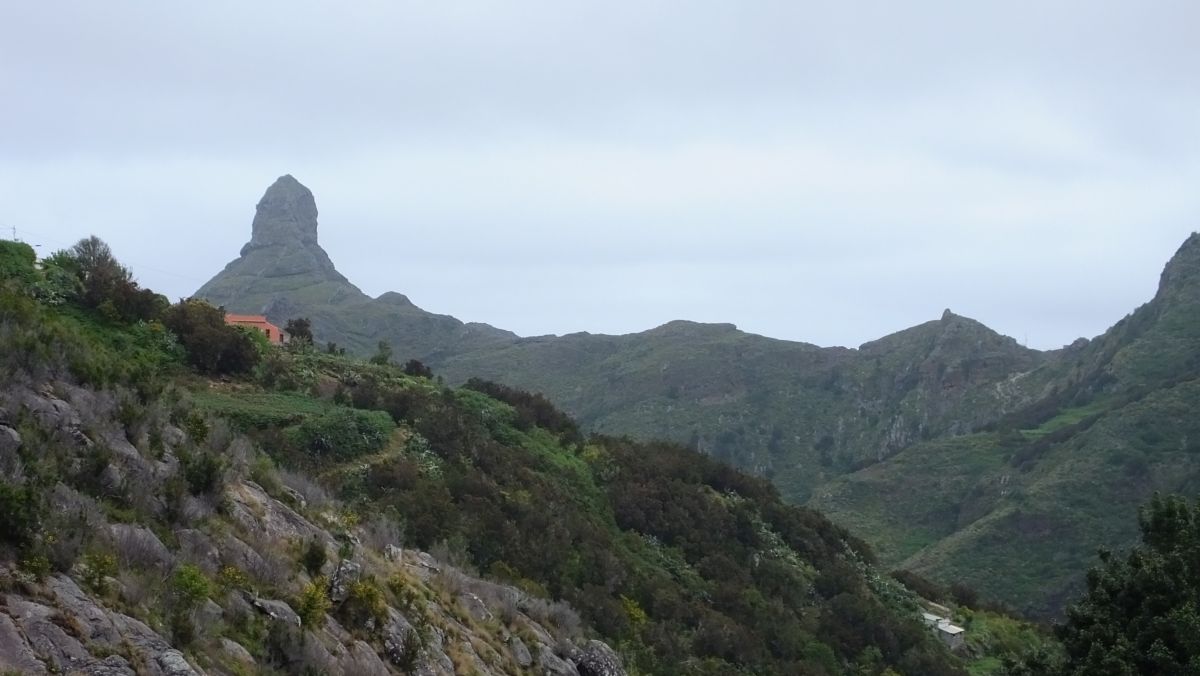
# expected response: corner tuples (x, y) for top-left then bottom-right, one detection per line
(0, 381), (625, 676)
(243, 175), (322, 252)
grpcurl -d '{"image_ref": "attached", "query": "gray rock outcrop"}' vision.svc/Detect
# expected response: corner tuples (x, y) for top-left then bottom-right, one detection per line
(574, 639), (625, 676)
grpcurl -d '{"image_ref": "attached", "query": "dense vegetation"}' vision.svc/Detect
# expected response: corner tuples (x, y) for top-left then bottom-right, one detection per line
(1007, 495), (1200, 675)
(210, 347), (973, 675)
(1052, 494), (1200, 674)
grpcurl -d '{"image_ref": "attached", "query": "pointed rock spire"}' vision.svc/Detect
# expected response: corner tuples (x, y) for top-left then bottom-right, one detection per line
(195, 175), (364, 313)
(243, 174), (320, 254)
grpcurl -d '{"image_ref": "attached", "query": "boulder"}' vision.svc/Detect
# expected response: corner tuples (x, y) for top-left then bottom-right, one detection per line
(536, 644), (580, 676)
(382, 607), (418, 667)
(346, 640), (392, 676)
(196, 599), (224, 628)
(156, 649), (201, 675)
(252, 597), (301, 627)
(573, 640), (625, 676)
(78, 655), (137, 675)
(6, 597), (92, 672)
(0, 424), (21, 460)
(218, 535), (268, 577)
(100, 463), (124, 492)
(219, 638), (254, 665)
(161, 425), (186, 448)
(458, 592), (493, 623)
(21, 391), (80, 429)
(109, 611), (193, 675)
(107, 524), (173, 570)
(508, 635), (533, 668)
(176, 529), (222, 574)
(227, 480), (329, 544)
(45, 575), (122, 646)
(0, 612), (48, 673)
(328, 559), (362, 603)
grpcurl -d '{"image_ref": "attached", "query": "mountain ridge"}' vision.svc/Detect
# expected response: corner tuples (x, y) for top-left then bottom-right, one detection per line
(193, 176), (1061, 494)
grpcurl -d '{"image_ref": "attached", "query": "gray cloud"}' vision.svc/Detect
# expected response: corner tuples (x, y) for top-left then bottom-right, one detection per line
(2, 1), (1197, 348)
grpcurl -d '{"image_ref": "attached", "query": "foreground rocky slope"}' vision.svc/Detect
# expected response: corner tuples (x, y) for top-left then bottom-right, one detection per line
(0, 381), (623, 676)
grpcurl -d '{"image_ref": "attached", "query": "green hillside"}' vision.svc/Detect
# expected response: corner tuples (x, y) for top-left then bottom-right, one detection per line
(813, 234), (1200, 618)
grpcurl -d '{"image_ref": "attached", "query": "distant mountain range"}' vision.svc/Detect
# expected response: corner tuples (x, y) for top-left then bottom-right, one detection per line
(198, 175), (1200, 617)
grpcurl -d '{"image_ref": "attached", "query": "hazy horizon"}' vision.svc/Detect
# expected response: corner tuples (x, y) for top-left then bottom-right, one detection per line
(3, 1), (1198, 349)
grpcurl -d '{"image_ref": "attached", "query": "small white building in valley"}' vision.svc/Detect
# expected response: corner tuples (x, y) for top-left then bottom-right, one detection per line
(921, 612), (966, 651)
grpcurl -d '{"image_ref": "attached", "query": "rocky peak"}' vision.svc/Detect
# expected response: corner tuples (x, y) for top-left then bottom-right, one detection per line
(242, 174), (320, 255)
(195, 175), (365, 314)
(1154, 232), (1200, 304)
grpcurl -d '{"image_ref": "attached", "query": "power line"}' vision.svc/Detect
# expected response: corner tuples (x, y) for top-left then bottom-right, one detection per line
(3, 224), (210, 284)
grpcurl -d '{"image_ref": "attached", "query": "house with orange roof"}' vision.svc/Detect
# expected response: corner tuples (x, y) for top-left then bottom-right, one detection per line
(225, 313), (286, 345)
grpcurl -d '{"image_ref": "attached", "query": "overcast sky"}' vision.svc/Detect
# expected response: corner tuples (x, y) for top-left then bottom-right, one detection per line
(2, 1), (1198, 349)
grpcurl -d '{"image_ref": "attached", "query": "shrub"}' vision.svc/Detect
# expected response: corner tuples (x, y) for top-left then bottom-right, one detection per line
(340, 578), (389, 631)
(0, 483), (40, 547)
(181, 411), (209, 443)
(296, 577), (332, 627)
(287, 407), (394, 461)
(0, 240), (36, 286)
(216, 565), (252, 593)
(20, 552), (51, 580)
(463, 378), (581, 443)
(284, 317), (313, 344)
(1048, 494), (1200, 675)
(361, 510), (405, 552)
(300, 539), (327, 577)
(369, 340), (392, 366)
(402, 359), (433, 378)
(162, 298), (260, 375)
(180, 449), (225, 496)
(81, 551), (118, 594)
(171, 564), (211, 610)
(51, 237), (168, 322)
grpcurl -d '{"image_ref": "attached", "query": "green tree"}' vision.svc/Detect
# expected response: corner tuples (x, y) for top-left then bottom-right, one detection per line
(1052, 494), (1200, 675)
(162, 298), (260, 374)
(402, 359), (433, 378)
(285, 317), (313, 344)
(68, 236), (131, 308)
(48, 237), (167, 321)
(0, 240), (36, 286)
(369, 340), (392, 366)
